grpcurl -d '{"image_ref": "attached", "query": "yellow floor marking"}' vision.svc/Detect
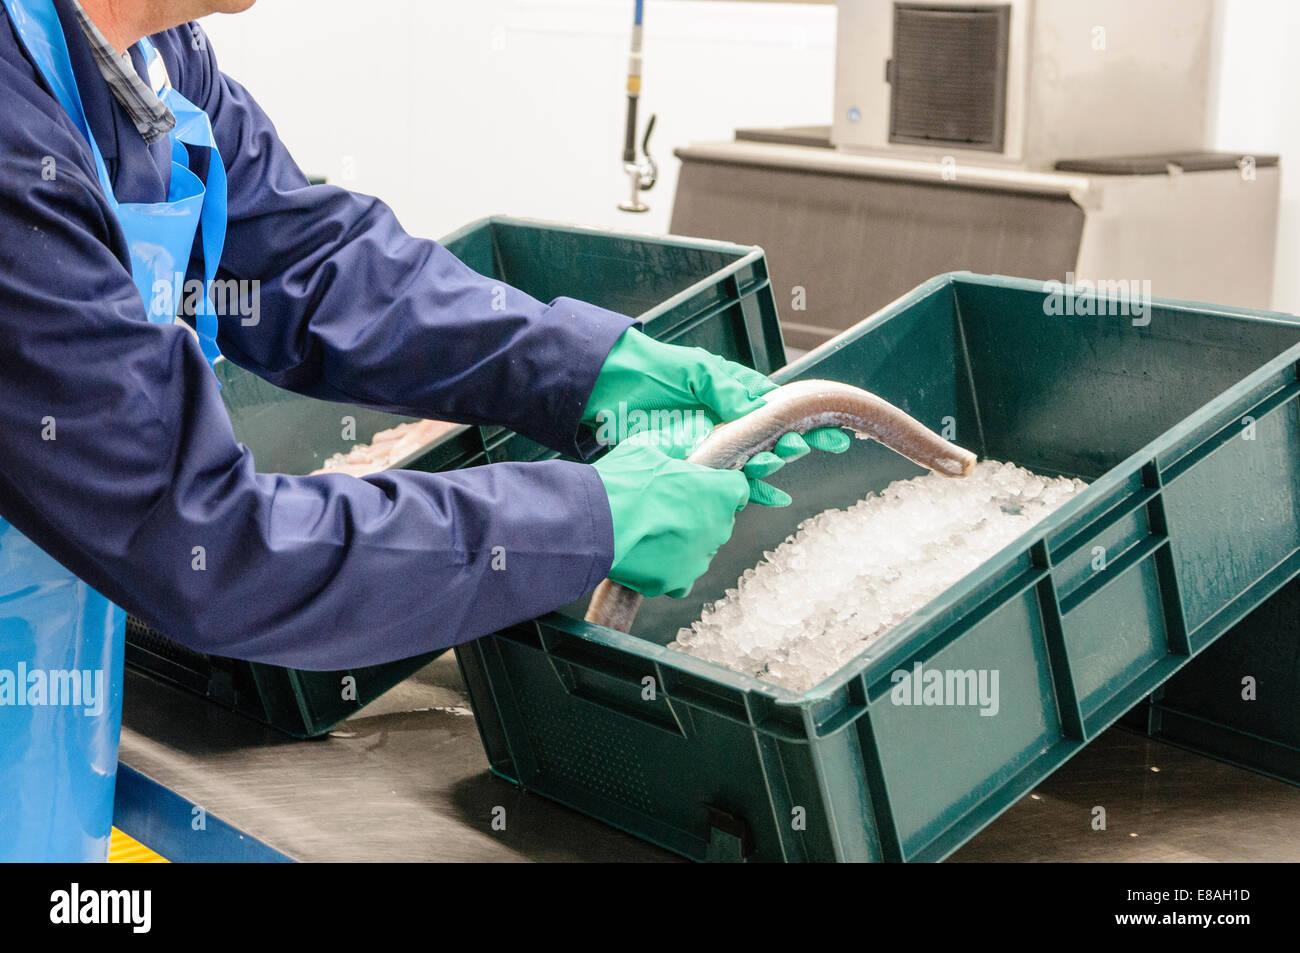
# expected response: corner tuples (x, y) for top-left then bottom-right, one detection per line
(108, 827), (169, 863)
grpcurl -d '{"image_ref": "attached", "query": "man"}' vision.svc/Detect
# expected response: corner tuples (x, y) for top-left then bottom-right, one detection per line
(0, 0), (848, 673)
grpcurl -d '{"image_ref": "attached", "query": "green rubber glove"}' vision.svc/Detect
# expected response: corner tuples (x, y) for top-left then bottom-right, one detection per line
(592, 432), (751, 598)
(584, 329), (853, 507)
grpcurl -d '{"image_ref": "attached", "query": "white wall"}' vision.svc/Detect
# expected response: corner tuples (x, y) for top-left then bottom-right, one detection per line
(202, 0), (1300, 310)
(200, 0), (837, 239)
(1211, 0), (1300, 312)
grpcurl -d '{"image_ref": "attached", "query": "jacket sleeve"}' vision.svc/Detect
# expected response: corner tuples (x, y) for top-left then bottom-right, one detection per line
(155, 25), (633, 459)
(0, 38), (616, 671)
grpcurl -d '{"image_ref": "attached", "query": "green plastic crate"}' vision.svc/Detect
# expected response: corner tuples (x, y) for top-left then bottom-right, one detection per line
(456, 272), (1300, 862)
(1128, 578), (1300, 784)
(124, 217), (785, 738)
(441, 216), (784, 376)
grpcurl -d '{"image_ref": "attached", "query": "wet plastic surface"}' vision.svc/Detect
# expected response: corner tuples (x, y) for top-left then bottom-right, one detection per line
(0, 520), (125, 861)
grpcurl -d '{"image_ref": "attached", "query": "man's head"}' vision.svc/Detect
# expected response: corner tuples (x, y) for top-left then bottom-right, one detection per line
(81, 0), (257, 53)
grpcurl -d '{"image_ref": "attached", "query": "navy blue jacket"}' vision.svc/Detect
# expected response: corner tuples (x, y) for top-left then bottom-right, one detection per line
(0, 1), (630, 669)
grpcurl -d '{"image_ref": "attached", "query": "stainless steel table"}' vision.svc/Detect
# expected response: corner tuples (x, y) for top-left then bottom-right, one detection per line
(116, 655), (1300, 862)
(117, 657), (675, 862)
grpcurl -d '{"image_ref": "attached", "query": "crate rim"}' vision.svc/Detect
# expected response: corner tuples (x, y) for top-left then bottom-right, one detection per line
(440, 213), (771, 262)
(533, 272), (1300, 713)
(784, 271), (1300, 380)
(442, 215), (774, 336)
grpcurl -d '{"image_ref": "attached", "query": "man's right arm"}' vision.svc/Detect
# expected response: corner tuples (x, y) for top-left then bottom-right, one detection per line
(0, 59), (616, 671)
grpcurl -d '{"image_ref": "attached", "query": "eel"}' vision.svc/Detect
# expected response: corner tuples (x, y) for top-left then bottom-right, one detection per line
(584, 379), (978, 633)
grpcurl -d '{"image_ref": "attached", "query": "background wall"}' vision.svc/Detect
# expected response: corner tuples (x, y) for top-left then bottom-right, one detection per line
(1211, 0), (1300, 312)
(200, 0), (837, 240)
(200, 0), (1300, 311)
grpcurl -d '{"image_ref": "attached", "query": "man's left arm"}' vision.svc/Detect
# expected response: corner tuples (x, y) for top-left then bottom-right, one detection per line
(155, 24), (633, 458)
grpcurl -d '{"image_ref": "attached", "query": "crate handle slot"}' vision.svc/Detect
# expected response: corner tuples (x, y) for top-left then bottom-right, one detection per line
(542, 636), (688, 737)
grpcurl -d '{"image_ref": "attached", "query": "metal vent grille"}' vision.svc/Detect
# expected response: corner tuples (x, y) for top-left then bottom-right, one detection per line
(889, 4), (1010, 151)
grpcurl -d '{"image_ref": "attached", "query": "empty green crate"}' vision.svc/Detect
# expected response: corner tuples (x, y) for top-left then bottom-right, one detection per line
(124, 217), (785, 737)
(456, 272), (1300, 862)
(441, 216), (784, 375)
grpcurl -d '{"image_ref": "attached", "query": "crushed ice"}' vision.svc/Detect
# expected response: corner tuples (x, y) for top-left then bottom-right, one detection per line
(669, 461), (1087, 692)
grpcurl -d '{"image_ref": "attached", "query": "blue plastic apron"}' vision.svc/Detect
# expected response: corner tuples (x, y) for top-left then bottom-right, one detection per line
(0, 0), (226, 861)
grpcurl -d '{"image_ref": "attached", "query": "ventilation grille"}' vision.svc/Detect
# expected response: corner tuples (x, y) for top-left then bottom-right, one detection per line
(889, 4), (1010, 151)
